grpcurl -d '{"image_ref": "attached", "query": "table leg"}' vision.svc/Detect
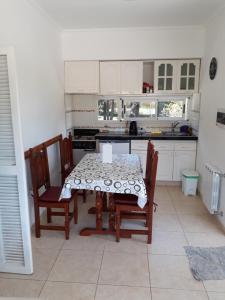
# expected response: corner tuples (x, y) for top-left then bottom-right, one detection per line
(88, 192), (108, 214)
(80, 191), (132, 238)
(96, 191), (103, 230)
(80, 191), (107, 236)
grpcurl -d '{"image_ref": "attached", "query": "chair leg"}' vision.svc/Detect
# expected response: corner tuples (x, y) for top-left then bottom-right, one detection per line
(83, 190), (86, 203)
(34, 202), (41, 238)
(73, 193), (78, 224)
(65, 204), (70, 240)
(109, 193), (115, 231)
(47, 208), (52, 223)
(147, 205), (153, 244)
(115, 207), (120, 242)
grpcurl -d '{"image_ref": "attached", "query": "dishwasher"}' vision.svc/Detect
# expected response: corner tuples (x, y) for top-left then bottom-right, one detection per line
(98, 140), (130, 154)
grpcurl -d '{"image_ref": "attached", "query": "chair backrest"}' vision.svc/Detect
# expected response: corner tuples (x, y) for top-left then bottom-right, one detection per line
(147, 151), (158, 205)
(145, 140), (155, 182)
(29, 144), (50, 198)
(60, 133), (74, 182)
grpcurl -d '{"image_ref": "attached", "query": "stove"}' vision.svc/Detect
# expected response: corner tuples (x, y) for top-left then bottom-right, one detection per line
(72, 128), (100, 164)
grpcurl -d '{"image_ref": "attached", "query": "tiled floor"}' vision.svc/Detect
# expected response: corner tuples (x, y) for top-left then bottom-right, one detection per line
(1, 186), (225, 299)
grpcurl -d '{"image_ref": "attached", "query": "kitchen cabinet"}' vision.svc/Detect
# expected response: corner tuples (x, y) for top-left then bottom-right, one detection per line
(154, 60), (177, 93)
(100, 61), (143, 95)
(177, 60), (200, 93)
(100, 61), (121, 94)
(154, 59), (200, 94)
(152, 141), (197, 181)
(65, 61), (99, 94)
(152, 141), (174, 180)
(131, 140), (148, 176)
(120, 61), (143, 94)
(173, 150), (196, 181)
(156, 150), (174, 181)
(173, 141), (196, 181)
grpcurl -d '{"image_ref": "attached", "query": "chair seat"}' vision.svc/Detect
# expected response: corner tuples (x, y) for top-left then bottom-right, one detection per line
(40, 186), (71, 203)
(112, 193), (138, 205)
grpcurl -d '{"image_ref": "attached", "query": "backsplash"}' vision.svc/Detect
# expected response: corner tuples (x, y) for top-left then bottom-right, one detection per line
(65, 94), (199, 134)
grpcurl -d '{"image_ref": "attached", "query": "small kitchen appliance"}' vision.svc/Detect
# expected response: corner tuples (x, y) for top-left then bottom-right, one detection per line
(129, 121), (138, 135)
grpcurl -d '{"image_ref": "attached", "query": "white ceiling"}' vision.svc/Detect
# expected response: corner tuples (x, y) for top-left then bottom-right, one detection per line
(36, 0), (225, 29)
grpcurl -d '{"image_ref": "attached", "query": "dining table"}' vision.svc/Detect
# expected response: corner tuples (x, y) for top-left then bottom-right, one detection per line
(60, 153), (147, 236)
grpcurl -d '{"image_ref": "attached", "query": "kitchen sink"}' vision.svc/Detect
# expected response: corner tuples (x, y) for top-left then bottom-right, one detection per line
(162, 131), (189, 136)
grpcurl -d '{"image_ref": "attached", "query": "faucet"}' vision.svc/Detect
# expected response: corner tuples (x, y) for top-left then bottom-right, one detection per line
(171, 122), (180, 133)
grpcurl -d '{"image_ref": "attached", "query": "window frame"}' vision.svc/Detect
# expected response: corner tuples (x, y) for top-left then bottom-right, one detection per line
(156, 97), (189, 121)
(122, 97), (157, 121)
(97, 96), (121, 122)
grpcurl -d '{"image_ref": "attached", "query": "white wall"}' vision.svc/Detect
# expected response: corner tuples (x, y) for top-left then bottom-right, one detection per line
(0, 0), (65, 150)
(197, 7), (225, 228)
(62, 26), (205, 60)
(0, 0), (65, 223)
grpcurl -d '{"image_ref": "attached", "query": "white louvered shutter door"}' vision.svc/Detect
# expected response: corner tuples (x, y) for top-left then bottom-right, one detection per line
(0, 48), (33, 274)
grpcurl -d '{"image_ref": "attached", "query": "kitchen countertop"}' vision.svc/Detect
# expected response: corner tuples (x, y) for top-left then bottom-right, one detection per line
(95, 132), (198, 141)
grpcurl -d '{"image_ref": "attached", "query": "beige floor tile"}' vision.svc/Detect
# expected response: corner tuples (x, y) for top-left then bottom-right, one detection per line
(104, 235), (148, 254)
(173, 201), (208, 215)
(178, 214), (222, 233)
(63, 234), (107, 253)
(185, 232), (225, 247)
(204, 280), (225, 292)
(0, 278), (44, 297)
(99, 251), (150, 287)
(154, 198), (176, 214)
(151, 288), (208, 300)
(153, 214), (183, 232)
(40, 281), (96, 300)
(0, 248), (59, 280)
(149, 231), (188, 255)
(48, 249), (102, 283)
(168, 185), (198, 200)
(31, 230), (65, 250)
(155, 186), (172, 202)
(149, 254), (204, 291)
(96, 284), (151, 300)
(208, 292), (225, 300)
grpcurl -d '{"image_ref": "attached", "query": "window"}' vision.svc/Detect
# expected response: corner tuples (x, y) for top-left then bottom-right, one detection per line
(98, 99), (119, 121)
(123, 99), (156, 119)
(157, 99), (187, 120)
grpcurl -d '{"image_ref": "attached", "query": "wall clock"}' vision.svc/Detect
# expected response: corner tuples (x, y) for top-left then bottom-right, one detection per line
(209, 57), (217, 80)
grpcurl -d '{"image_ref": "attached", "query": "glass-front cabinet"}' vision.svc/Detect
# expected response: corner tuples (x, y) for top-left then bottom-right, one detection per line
(154, 60), (200, 94)
(154, 61), (177, 93)
(177, 60), (200, 93)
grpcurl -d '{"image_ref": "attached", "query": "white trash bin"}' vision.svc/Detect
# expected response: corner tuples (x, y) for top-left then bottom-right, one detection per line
(182, 169), (199, 196)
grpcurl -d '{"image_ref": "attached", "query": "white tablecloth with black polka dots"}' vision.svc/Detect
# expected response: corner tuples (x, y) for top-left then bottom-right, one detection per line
(60, 153), (147, 208)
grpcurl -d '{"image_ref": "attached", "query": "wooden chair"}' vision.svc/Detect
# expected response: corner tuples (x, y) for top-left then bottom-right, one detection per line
(29, 143), (77, 240)
(112, 150), (158, 244)
(60, 133), (86, 202)
(145, 140), (155, 181)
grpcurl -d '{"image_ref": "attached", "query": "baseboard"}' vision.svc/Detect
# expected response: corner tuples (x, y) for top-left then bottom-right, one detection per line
(156, 180), (181, 186)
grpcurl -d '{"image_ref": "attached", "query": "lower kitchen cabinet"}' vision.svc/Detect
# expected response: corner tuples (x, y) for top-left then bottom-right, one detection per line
(173, 150), (196, 181)
(131, 140), (197, 182)
(156, 150), (174, 181)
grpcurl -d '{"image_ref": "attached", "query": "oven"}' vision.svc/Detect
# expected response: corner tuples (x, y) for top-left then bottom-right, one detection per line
(72, 129), (100, 165)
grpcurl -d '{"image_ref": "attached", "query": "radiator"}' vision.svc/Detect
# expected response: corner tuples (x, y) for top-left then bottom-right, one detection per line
(202, 163), (223, 215)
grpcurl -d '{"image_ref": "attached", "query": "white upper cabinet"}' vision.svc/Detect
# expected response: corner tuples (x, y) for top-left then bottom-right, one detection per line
(154, 60), (177, 93)
(120, 61), (143, 94)
(65, 61), (99, 94)
(100, 61), (143, 95)
(154, 59), (200, 94)
(177, 60), (200, 93)
(100, 61), (121, 94)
